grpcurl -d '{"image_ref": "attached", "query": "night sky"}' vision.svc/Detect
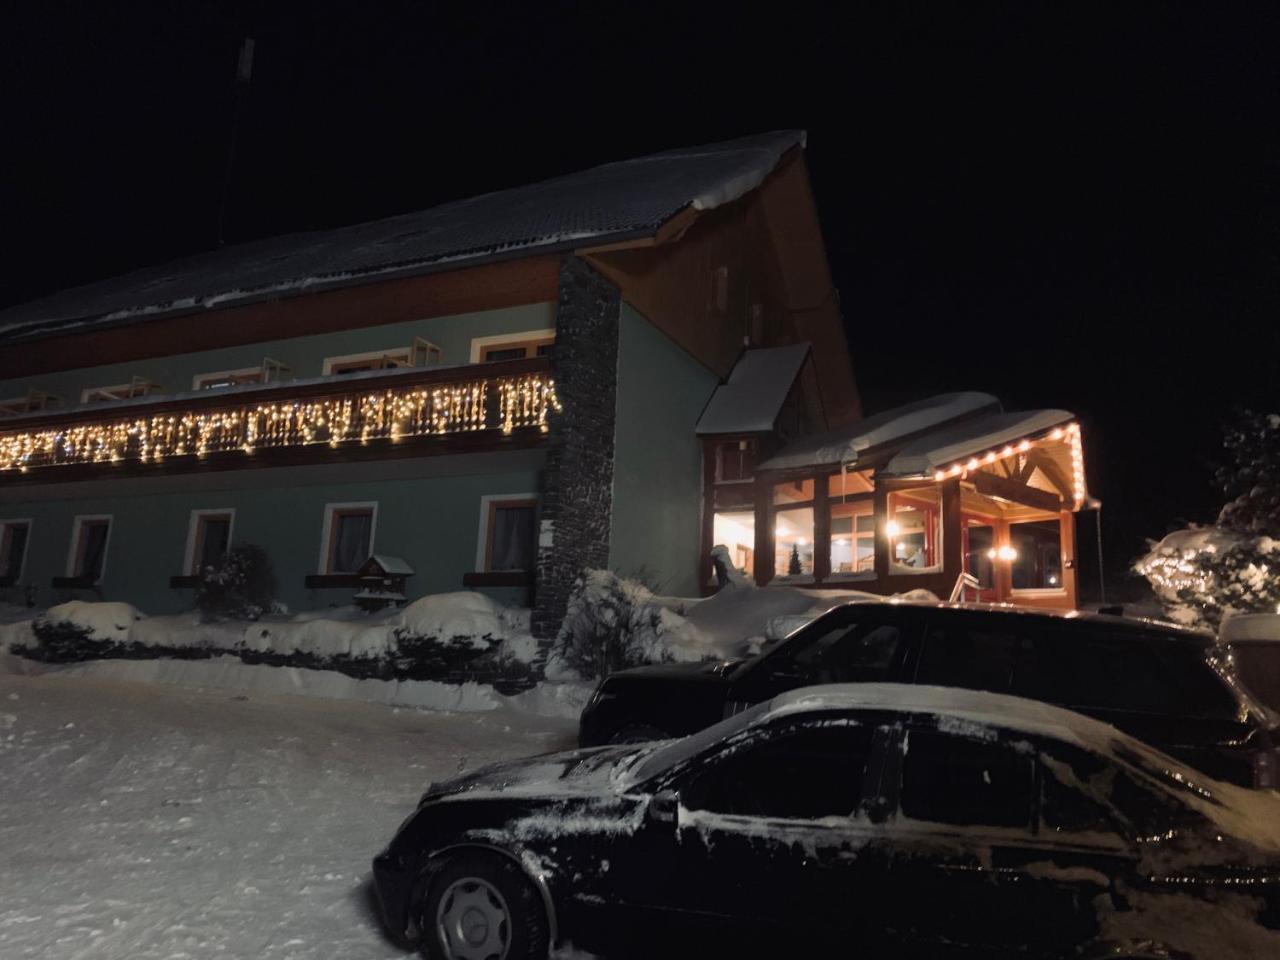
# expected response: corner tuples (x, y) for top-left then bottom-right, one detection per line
(3, 2), (1278, 601)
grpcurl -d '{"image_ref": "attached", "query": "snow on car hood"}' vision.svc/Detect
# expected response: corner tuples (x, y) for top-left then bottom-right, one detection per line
(426, 743), (649, 802)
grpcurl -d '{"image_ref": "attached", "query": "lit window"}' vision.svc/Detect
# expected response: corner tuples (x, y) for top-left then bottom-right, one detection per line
(469, 329), (556, 363)
(186, 510), (234, 575)
(1010, 519), (1064, 590)
(479, 496), (538, 572)
(0, 520), (31, 581)
(712, 509), (756, 578)
(320, 503), (376, 574)
(773, 479), (816, 577)
(68, 516), (112, 583)
(887, 487), (942, 572)
(830, 501), (875, 574)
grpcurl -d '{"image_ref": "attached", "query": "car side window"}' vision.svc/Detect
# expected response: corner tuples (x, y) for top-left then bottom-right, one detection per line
(685, 720), (875, 820)
(915, 618), (1019, 693)
(899, 730), (1034, 829)
(1038, 747), (1120, 836)
(791, 621), (903, 684)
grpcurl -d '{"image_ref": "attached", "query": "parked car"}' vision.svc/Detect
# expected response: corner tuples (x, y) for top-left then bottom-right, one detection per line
(577, 602), (1280, 788)
(374, 684), (1280, 960)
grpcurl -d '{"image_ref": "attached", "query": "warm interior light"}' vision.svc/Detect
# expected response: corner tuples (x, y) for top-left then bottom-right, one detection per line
(998, 545), (1018, 562)
(986, 548), (998, 560)
(885, 520), (901, 538)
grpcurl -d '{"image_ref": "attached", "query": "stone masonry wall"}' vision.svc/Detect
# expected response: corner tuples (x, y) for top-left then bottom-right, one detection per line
(531, 257), (621, 638)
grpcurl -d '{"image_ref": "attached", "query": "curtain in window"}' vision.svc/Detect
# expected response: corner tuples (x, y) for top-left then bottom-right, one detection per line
(492, 506), (534, 570)
(334, 513), (372, 573)
(80, 523), (109, 580)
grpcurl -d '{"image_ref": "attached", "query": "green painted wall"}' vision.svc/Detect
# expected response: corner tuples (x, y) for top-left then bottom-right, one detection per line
(608, 303), (718, 595)
(0, 453), (543, 615)
(0, 302), (555, 403)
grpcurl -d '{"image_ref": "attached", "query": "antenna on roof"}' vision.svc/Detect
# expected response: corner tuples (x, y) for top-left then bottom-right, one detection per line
(216, 36), (255, 247)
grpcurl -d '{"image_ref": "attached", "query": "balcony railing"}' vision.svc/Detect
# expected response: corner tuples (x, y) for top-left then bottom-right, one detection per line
(0, 357), (559, 476)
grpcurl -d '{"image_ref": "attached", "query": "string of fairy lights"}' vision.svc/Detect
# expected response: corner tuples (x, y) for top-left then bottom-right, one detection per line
(931, 422), (1086, 506)
(0, 374), (561, 473)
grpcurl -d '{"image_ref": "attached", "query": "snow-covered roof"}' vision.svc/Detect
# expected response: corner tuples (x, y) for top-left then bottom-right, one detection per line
(695, 343), (811, 435)
(882, 409), (1075, 477)
(0, 131), (806, 343)
(756, 391), (1000, 471)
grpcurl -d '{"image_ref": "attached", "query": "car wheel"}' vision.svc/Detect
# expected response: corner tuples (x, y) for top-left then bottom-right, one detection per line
(608, 724), (671, 744)
(421, 851), (549, 960)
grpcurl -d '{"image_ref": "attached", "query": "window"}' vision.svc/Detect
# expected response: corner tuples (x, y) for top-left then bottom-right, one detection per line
(900, 730), (1034, 829)
(319, 503), (376, 574)
(322, 338), (442, 376)
(830, 501), (875, 574)
(193, 358), (289, 390)
(788, 620), (903, 684)
(916, 616), (1020, 693)
(81, 378), (161, 403)
(477, 495), (538, 572)
(1010, 519), (1064, 590)
(887, 486), (942, 571)
(686, 721), (875, 820)
(0, 520), (31, 581)
(714, 440), (756, 483)
(963, 520), (995, 588)
(469, 329), (556, 363)
(773, 479), (816, 578)
(185, 510), (234, 575)
(712, 510), (755, 578)
(68, 515), (112, 583)
(0, 390), (59, 417)
(1039, 747), (1117, 835)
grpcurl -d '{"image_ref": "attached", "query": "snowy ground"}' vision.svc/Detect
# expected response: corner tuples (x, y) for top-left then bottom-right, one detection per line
(0, 667), (576, 960)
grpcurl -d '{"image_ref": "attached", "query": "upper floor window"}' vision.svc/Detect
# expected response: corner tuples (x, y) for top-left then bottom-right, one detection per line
(323, 338), (442, 376)
(193, 358), (290, 391)
(469, 329), (555, 363)
(319, 502), (376, 574)
(0, 390), (59, 418)
(82, 377), (162, 404)
(0, 520), (31, 583)
(68, 515), (112, 583)
(715, 440), (756, 484)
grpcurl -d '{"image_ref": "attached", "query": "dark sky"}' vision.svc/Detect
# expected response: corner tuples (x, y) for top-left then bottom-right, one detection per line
(3, 2), (1279, 600)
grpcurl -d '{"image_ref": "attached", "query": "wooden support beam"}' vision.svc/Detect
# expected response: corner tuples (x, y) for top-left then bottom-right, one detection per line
(973, 471), (1063, 514)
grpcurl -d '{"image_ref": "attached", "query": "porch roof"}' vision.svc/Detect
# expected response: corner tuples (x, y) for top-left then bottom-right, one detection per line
(695, 343), (811, 435)
(882, 409), (1075, 477)
(756, 391), (1000, 471)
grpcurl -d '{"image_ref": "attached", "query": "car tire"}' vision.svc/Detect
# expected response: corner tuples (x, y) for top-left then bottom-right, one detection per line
(608, 724), (671, 744)
(420, 850), (549, 960)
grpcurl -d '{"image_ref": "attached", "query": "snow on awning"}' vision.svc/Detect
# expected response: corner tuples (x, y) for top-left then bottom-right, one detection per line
(756, 392), (1000, 471)
(881, 409), (1075, 477)
(695, 343), (812, 435)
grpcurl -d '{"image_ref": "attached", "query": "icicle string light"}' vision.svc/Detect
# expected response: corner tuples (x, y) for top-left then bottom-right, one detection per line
(0, 374), (562, 473)
(931, 422), (1086, 506)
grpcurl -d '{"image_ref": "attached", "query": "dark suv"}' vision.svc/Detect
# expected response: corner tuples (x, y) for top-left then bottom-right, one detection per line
(578, 602), (1280, 788)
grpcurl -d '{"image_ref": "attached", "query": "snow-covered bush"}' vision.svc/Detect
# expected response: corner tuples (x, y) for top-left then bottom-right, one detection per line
(550, 570), (706, 679)
(195, 544), (278, 622)
(1137, 410), (1280, 630)
(20, 601), (147, 662)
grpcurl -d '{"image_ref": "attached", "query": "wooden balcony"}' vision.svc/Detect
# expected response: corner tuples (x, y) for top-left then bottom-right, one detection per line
(0, 357), (558, 485)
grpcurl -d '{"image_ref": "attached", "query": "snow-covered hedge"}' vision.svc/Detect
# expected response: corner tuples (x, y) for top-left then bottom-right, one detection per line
(11, 594), (540, 689)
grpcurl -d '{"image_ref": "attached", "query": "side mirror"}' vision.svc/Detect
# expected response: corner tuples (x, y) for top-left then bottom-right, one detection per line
(648, 789), (679, 824)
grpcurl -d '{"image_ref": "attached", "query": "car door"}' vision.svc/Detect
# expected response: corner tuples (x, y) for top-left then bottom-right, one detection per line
(726, 607), (921, 711)
(660, 715), (898, 952)
(876, 723), (1132, 955)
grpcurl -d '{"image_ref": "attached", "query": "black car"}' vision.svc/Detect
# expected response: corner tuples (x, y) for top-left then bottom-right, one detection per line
(374, 683), (1280, 960)
(578, 602), (1280, 788)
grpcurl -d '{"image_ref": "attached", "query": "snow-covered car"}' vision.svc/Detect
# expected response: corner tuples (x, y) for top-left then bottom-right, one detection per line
(372, 684), (1280, 960)
(579, 602), (1280, 788)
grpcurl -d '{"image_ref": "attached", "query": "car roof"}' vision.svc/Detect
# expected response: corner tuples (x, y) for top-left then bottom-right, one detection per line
(769, 682), (1141, 751)
(825, 598), (1214, 641)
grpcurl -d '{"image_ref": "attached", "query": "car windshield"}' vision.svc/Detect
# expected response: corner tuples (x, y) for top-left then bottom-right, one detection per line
(624, 701), (772, 787)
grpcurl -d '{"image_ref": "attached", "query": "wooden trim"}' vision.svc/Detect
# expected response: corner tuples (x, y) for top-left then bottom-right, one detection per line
(972, 471), (1063, 514)
(699, 441), (717, 593)
(0, 256), (561, 377)
(813, 468), (831, 582)
(462, 571), (532, 588)
(304, 574), (362, 589)
(753, 479), (773, 586)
